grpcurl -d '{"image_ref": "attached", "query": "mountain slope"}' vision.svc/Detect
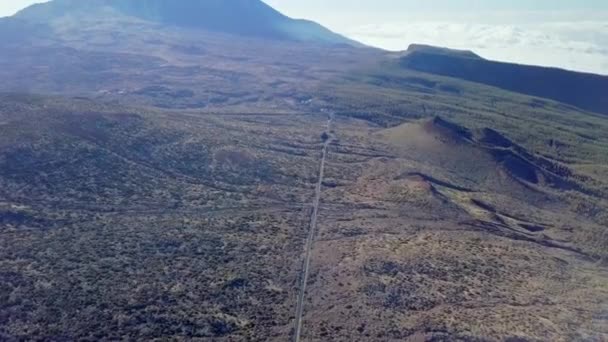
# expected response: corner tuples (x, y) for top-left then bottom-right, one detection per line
(399, 44), (608, 115)
(15, 0), (358, 45)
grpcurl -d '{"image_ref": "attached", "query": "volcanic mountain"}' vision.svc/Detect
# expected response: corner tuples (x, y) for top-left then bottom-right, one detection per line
(14, 0), (358, 45)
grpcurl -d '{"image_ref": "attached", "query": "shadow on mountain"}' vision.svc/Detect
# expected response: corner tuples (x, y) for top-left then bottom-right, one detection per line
(399, 44), (608, 115)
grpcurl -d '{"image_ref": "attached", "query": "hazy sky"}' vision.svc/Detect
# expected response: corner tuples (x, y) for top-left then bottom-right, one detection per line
(264, 0), (608, 75)
(2, 0), (607, 74)
(0, 0), (46, 17)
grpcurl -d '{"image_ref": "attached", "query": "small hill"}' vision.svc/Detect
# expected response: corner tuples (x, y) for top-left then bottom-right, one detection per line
(381, 117), (583, 197)
(15, 0), (359, 45)
(399, 44), (608, 115)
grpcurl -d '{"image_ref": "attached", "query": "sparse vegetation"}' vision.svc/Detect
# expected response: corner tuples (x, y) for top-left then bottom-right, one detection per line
(0, 1), (607, 341)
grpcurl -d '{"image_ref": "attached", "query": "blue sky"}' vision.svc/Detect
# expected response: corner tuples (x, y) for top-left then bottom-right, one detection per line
(2, 1), (607, 74)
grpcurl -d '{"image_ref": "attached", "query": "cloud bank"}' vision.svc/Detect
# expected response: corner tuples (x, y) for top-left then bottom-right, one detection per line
(345, 20), (608, 75)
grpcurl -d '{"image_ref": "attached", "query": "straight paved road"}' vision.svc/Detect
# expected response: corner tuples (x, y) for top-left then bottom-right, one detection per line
(293, 114), (333, 342)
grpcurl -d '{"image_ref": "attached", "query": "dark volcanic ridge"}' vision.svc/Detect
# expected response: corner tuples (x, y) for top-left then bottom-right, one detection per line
(399, 44), (608, 115)
(404, 44), (482, 60)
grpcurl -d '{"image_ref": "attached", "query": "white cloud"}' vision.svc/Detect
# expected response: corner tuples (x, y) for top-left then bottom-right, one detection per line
(344, 20), (608, 75)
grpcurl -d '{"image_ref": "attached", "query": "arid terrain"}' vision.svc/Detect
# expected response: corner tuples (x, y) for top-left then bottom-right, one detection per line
(1, 1), (608, 341)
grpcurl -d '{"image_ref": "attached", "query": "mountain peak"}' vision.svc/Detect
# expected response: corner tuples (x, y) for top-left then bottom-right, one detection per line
(15, 0), (359, 45)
